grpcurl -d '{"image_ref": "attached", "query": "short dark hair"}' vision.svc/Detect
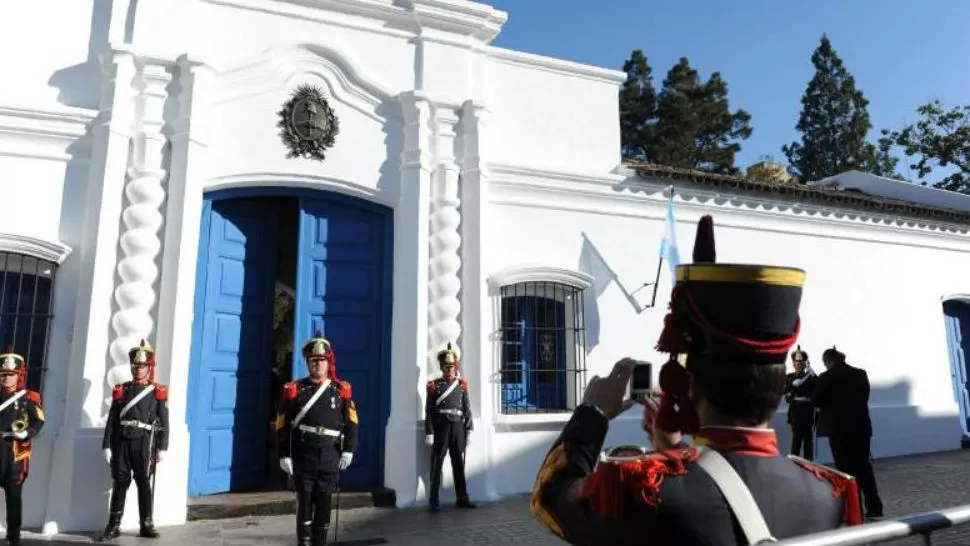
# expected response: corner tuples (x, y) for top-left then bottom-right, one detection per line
(687, 356), (786, 426)
(822, 347), (845, 365)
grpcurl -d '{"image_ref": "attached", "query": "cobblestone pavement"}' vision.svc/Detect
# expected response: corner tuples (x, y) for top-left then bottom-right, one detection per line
(29, 448), (970, 545)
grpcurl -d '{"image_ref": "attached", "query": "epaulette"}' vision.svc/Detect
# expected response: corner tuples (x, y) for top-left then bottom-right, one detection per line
(154, 384), (168, 401)
(112, 385), (124, 401)
(426, 380), (436, 393)
(26, 390), (41, 404)
(581, 447), (699, 519)
(338, 380), (352, 400)
(789, 456), (863, 526)
(283, 382), (298, 401)
(459, 378), (469, 391)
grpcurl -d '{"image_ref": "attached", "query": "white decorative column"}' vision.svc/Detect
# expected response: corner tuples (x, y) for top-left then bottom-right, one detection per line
(386, 91), (434, 507)
(458, 99), (499, 501)
(427, 105), (463, 376)
(43, 46), (142, 534)
(151, 54), (215, 528)
(104, 60), (171, 402)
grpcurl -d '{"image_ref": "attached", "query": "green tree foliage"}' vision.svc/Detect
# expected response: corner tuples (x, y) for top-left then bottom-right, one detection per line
(619, 50), (656, 160)
(879, 101), (970, 192)
(619, 53), (752, 174)
(783, 35), (898, 181)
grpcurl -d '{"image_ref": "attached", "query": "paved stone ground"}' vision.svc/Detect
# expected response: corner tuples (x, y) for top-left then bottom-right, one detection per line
(25, 448), (970, 545)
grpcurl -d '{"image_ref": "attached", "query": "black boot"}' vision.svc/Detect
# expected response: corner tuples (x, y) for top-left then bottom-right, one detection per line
(97, 512), (123, 542)
(456, 496), (477, 509)
(296, 489), (313, 546)
(137, 482), (159, 538)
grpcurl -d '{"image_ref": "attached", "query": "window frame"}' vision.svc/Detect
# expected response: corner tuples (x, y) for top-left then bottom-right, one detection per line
(487, 266), (593, 418)
(0, 251), (59, 395)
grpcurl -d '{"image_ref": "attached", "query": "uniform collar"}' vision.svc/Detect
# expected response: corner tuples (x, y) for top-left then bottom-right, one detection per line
(693, 426), (779, 457)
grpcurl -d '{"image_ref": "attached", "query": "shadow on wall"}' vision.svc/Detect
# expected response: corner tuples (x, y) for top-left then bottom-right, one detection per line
(48, 0), (114, 110)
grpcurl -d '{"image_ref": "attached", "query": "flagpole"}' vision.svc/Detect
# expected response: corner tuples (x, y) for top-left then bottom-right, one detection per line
(649, 186), (676, 308)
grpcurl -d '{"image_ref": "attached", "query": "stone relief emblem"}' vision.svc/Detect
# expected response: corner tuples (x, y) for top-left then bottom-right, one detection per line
(277, 84), (340, 161)
(540, 333), (554, 364)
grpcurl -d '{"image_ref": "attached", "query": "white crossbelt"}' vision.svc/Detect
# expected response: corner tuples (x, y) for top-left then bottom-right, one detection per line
(121, 419), (153, 431)
(791, 396), (812, 402)
(438, 409), (462, 416)
(297, 424), (341, 437)
(0, 390), (26, 415)
(293, 379), (331, 428)
(696, 447), (777, 544)
(434, 380), (459, 406)
(119, 384), (155, 419)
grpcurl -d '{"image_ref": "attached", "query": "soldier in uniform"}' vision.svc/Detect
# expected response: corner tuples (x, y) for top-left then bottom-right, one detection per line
(276, 332), (358, 546)
(424, 342), (476, 512)
(530, 216), (863, 545)
(0, 347), (44, 546)
(98, 339), (169, 541)
(784, 346), (818, 460)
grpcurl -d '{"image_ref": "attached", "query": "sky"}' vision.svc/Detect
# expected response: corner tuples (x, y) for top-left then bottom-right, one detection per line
(485, 0), (970, 173)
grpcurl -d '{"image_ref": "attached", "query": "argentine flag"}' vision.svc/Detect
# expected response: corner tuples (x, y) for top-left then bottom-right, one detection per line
(658, 199), (681, 285)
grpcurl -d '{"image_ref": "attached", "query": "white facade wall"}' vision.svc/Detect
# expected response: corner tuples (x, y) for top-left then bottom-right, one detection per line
(0, 0), (965, 536)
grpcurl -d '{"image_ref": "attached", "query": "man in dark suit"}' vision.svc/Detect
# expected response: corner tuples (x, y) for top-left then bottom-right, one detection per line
(814, 346), (884, 520)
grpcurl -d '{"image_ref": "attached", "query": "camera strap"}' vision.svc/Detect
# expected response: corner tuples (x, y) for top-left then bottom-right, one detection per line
(0, 390), (26, 415)
(696, 447), (777, 544)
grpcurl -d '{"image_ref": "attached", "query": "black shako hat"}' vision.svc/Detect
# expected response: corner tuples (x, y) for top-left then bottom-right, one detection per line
(655, 215), (805, 365)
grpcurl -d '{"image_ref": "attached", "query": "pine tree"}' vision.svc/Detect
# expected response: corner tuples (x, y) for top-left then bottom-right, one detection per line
(650, 58), (752, 174)
(619, 50), (656, 160)
(783, 35), (889, 181)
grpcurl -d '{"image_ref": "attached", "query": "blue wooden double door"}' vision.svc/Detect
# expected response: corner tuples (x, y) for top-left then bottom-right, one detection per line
(188, 192), (392, 496)
(943, 300), (970, 444)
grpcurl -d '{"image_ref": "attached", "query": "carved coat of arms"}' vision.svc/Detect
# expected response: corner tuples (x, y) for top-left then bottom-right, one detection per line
(277, 84), (340, 161)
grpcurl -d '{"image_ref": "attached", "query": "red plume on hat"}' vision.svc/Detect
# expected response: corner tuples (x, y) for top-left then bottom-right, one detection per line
(652, 215), (718, 436)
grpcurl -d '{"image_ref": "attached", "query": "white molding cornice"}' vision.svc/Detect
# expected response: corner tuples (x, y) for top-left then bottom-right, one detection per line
(485, 47), (626, 85)
(487, 168), (970, 252)
(942, 294), (970, 304)
(214, 43), (397, 124)
(0, 233), (73, 264)
(487, 264), (594, 290)
(0, 103), (96, 161)
(202, 0), (507, 44)
(486, 161), (627, 187)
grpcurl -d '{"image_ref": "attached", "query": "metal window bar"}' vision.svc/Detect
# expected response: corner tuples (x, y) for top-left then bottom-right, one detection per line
(498, 281), (587, 415)
(774, 504), (970, 545)
(0, 252), (57, 394)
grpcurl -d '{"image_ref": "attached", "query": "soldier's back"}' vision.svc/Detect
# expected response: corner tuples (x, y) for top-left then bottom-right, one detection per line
(641, 453), (844, 544)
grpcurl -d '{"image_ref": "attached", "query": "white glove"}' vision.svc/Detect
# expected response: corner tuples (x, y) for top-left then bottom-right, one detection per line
(157, 450), (167, 463)
(104, 448), (112, 465)
(339, 452), (353, 470)
(280, 457), (294, 475)
(12, 430), (27, 441)
(425, 434), (434, 447)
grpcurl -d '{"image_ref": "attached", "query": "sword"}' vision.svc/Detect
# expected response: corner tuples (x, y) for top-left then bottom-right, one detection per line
(148, 420), (159, 514)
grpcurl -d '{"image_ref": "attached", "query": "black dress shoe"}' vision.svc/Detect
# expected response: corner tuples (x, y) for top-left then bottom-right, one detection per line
(456, 498), (477, 509)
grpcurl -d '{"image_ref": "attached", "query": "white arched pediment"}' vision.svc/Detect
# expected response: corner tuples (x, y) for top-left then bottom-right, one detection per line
(942, 294), (970, 305)
(0, 233), (72, 264)
(215, 42), (397, 123)
(487, 264), (594, 290)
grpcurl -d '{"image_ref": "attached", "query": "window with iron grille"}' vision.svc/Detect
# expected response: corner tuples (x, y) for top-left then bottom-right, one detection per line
(0, 252), (57, 394)
(498, 281), (587, 414)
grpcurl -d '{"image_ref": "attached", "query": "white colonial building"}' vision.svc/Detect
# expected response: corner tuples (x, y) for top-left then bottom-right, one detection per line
(1, 0), (969, 535)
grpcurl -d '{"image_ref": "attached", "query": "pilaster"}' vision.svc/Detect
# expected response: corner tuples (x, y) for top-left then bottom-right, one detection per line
(151, 54), (216, 527)
(427, 105), (463, 376)
(386, 91), (433, 506)
(43, 46), (140, 534)
(457, 98), (498, 500)
(104, 59), (172, 397)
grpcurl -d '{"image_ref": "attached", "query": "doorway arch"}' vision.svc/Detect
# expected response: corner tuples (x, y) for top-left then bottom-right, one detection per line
(186, 186), (393, 496)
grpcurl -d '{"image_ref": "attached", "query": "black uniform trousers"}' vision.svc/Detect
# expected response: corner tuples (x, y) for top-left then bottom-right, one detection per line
(830, 434), (883, 517)
(429, 420), (468, 505)
(293, 443), (341, 544)
(790, 423), (814, 460)
(109, 435), (154, 520)
(0, 441), (24, 539)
